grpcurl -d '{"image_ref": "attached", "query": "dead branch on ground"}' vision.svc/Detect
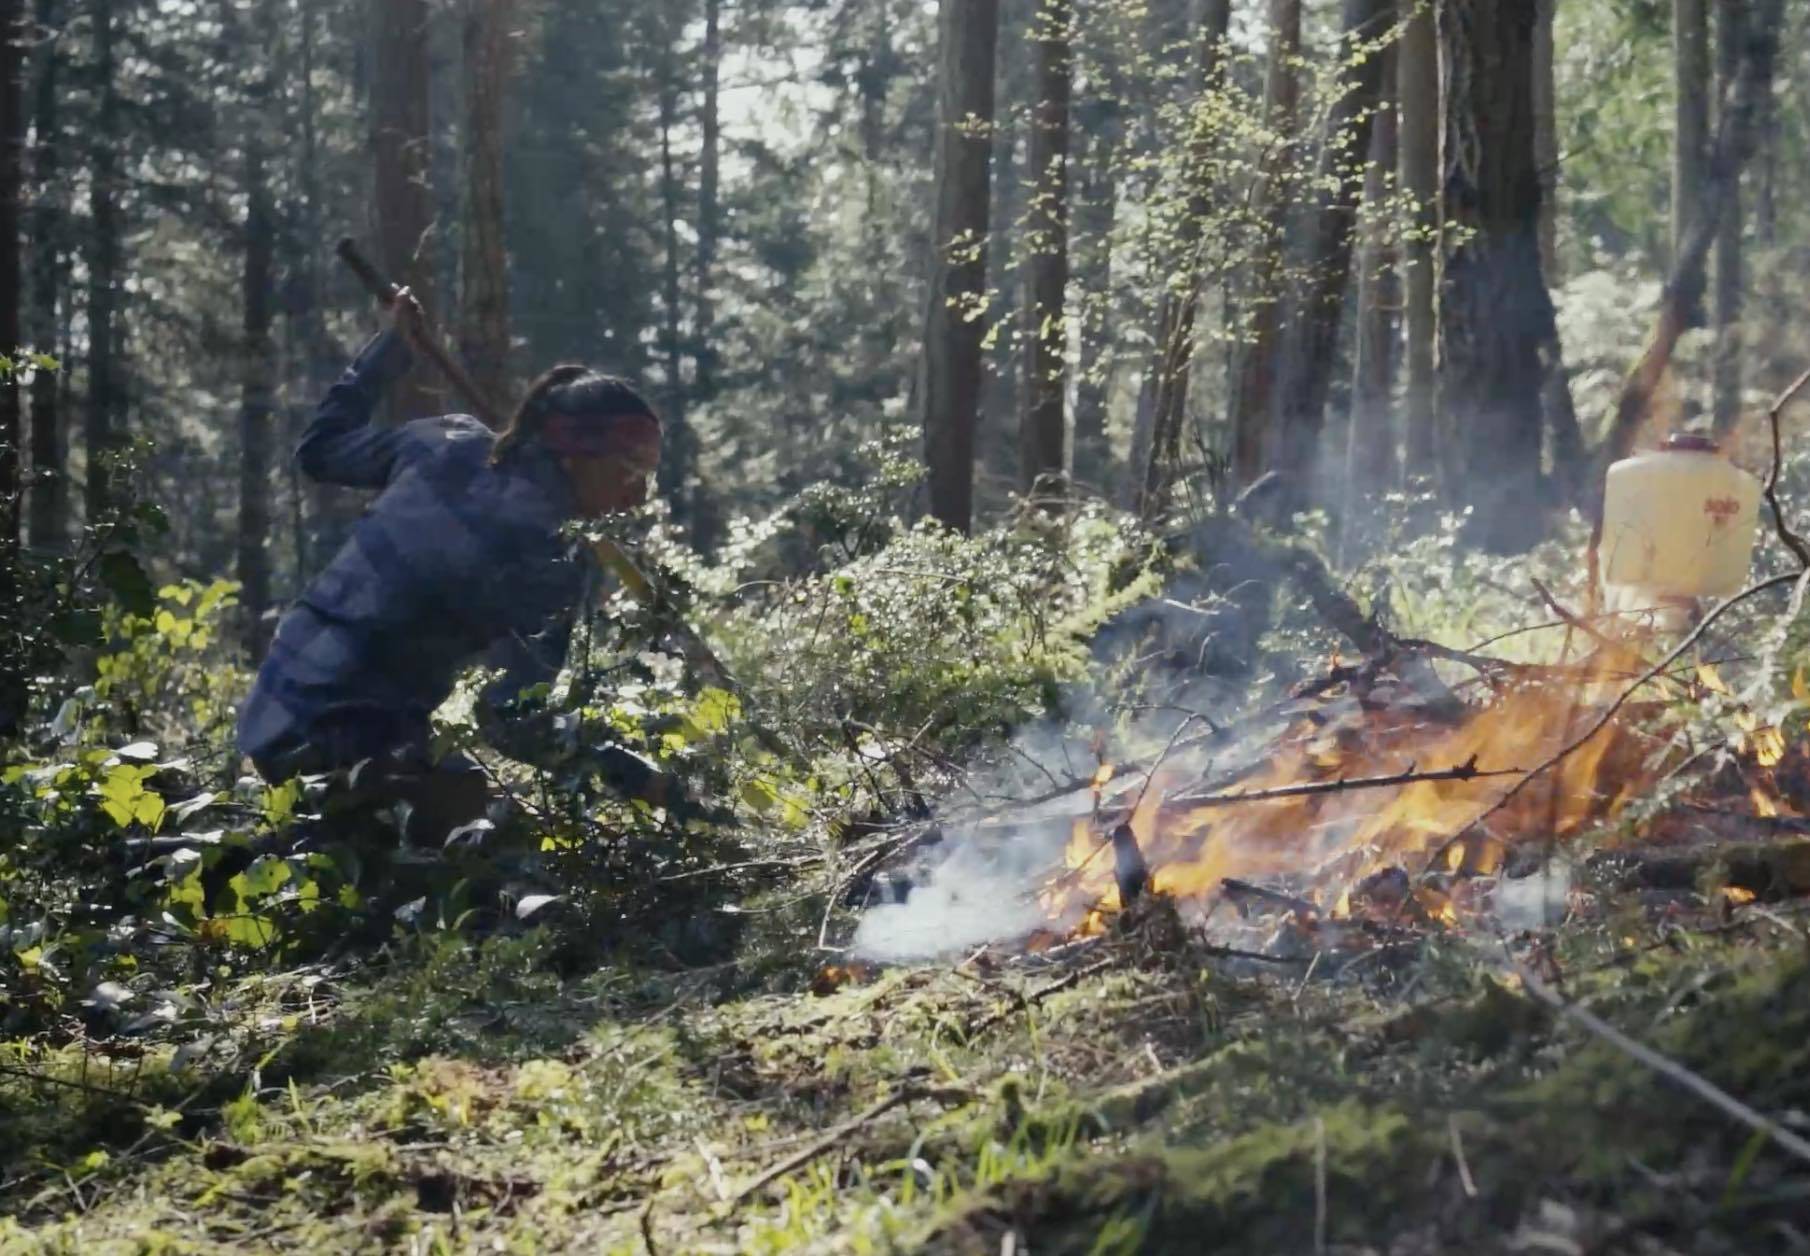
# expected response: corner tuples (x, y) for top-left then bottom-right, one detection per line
(1512, 959), (1810, 1168)
(731, 1080), (972, 1204)
(1763, 366), (1810, 568)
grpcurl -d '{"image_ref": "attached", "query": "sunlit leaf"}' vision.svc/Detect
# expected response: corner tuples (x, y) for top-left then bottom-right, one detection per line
(235, 857), (291, 899)
(515, 894), (561, 920)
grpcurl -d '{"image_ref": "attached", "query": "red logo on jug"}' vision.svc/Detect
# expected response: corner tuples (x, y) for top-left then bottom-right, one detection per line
(1703, 497), (1740, 526)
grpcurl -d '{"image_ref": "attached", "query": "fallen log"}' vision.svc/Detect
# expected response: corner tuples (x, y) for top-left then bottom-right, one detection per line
(1589, 836), (1810, 900)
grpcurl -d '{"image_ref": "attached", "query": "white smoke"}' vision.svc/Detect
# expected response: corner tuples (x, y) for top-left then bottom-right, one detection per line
(850, 828), (1069, 962)
(847, 607), (1259, 963)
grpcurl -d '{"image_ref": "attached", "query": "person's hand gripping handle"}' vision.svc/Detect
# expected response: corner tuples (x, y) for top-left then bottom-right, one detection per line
(333, 237), (504, 427)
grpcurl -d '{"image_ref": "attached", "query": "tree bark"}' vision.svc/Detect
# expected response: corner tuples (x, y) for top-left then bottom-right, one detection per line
(1672, 0), (1709, 284)
(1709, 0), (1743, 435)
(1594, 0), (1780, 485)
(1752, 57), (1776, 245)
(654, 43), (696, 533)
(1269, 0), (1392, 514)
(1018, 0), (1071, 499)
(1070, 114), (1117, 497)
(459, 0), (512, 413)
(371, 0), (437, 419)
(1398, 0), (1437, 484)
(0, 0), (22, 549)
(237, 0), (278, 655)
(1131, 0), (1232, 519)
(83, 0), (118, 521)
(1533, 0), (1583, 505)
(1533, 0), (1559, 279)
(295, 0), (358, 579)
(980, 1), (1025, 486)
(1344, 40), (1399, 538)
(1227, 0), (1300, 491)
(24, 0), (57, 549)
(920, 0), (1000, 533)
(695, 0), (720, 400)
(1439, 0), (1551, 553)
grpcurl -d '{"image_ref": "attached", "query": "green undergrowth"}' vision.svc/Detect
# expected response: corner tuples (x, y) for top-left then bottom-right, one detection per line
(6, 893), (1810, 1254)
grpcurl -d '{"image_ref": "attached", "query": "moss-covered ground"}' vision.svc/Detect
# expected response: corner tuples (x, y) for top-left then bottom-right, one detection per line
(5, 875), (1810, 1254)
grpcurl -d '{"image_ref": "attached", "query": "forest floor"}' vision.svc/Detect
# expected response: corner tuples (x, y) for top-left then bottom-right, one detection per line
(6, 859), (1810, 1255)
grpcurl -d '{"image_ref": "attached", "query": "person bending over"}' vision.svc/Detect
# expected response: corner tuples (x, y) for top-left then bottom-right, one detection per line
(237, 290), (668, 841)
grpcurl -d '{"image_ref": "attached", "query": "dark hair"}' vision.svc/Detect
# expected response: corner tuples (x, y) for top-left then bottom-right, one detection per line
(489, 365), (658, 465)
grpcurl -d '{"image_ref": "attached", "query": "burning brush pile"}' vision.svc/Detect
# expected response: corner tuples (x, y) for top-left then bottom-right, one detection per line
(854, 635), (1809, 963)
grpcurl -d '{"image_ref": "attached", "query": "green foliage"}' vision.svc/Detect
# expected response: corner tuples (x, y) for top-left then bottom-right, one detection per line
(88, 577), (245, 752)
(717, 495), (1158, 774)
(0, 440), (170, 735)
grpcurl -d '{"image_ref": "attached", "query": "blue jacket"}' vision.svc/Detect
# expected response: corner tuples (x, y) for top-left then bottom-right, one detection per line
(237, 332), (589, 777)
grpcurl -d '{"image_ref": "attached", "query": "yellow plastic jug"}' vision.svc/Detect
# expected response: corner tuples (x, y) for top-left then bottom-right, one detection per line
(1601, 433), (1760, 600)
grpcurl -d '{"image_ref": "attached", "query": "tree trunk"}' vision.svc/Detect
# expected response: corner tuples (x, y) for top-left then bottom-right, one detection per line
(1533, 0), (1559, 278)
(858, 0), (891, 162)
(1595, 0), (1780, 479)
(371, 0), (437, 419)
(1752, 59), (1776, 244)
(1344, 41), (1399, 543)
(1672, 0), (1708, 310)
(1131, 0), (1232, 519)
(1709, 0), (1743, 434)
(237, 3), (277, 656)
(459, 0), (512, 413)
(1398, 0), (1437, 484)
(1018, 0), (1071, 499)
(83, 0), (118, 521)
(1227, 0), (1300, 491)
(296, 0), (358, 578)
(1439, 0), (1551, 554)
(1534, 0), (1584, 504)
(654, 47), (696, 533)
(696, 0), (720, 400)
(1070, 116), (1117, 497)
(920, 0), (1000, 533)
(980, 1), (1025, 489)
(1269, 0), (1392, 514)
(0, 0), (22, 549)
(25, 0), (58, 549)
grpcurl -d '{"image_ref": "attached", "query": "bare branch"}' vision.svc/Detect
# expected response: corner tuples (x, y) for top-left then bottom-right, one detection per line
(1762, 366), (1810, 569)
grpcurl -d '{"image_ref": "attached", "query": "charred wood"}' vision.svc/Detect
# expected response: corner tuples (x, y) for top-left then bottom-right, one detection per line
(1109, 823), (1149, 906)
(1592, 836), (1810, 901)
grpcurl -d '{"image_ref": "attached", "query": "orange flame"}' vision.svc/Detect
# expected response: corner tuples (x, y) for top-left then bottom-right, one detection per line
(1041, 659), (1644, 929)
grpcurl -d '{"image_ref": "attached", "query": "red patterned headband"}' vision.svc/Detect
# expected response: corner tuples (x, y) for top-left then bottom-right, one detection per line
(539, 410), (662, 462)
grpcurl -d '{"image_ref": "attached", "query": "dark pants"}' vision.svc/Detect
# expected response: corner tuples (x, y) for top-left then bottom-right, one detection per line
(253, 740), (491, 849)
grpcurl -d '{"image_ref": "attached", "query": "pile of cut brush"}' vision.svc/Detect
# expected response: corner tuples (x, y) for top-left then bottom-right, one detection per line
(851, 612), (1810, 970)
